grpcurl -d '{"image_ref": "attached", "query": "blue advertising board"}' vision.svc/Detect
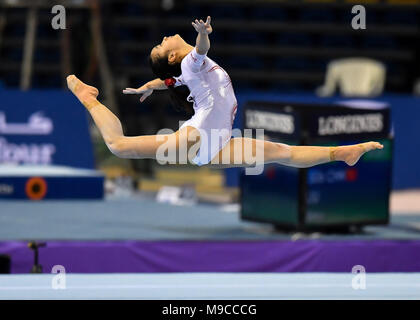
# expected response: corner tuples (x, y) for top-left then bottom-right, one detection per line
(240, 101), (392, 230)
(0, 89), (94, 169)
(229, 91), (420, 190)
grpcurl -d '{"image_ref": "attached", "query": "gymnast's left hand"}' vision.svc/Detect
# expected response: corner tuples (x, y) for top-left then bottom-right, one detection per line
(122, 85), (153, 103)
(192, 16), (212, 34)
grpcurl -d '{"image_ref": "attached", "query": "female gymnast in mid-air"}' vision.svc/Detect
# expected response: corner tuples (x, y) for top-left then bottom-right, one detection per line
(67, 16), (383, 169)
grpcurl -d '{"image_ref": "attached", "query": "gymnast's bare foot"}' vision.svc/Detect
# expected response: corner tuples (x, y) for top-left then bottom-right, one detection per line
(333, 141), (384, 166)
(66, 75), (99, 110)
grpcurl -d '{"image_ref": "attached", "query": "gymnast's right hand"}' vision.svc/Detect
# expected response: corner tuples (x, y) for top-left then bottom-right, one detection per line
(123, 85), (153, 103)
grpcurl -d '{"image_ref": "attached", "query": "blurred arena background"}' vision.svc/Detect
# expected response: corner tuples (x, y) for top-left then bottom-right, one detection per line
(0, 0), (420, 299)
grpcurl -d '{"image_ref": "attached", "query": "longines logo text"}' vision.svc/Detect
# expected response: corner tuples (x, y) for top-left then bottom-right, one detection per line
(246, 110), (294, 134)
(318, 113), (383, 136)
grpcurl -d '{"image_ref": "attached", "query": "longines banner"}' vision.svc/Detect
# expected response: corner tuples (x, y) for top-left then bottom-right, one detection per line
(244, 100), (390, 141)
(244, 102), (300, 140)
(0, 90), (95, 169)
(241, 100), (392, 229)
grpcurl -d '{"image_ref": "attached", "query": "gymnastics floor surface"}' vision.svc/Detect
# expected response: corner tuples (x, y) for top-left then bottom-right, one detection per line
(1, 272), (420, 300)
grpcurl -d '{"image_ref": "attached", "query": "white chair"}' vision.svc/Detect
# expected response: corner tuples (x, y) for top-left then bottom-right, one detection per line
(316, 58), (386, 97)
(413, 78), (420, 96)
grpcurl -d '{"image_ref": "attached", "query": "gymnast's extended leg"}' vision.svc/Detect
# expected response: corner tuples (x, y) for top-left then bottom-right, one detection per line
(66, 75), (200, 161)
(212, 137), (383, 168)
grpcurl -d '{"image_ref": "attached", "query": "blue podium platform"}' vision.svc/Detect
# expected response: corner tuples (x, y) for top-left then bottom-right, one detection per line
(0, 165), (104, 200)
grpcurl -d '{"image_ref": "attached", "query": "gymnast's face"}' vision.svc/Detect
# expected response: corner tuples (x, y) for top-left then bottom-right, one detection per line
(150, 34), (187, 65)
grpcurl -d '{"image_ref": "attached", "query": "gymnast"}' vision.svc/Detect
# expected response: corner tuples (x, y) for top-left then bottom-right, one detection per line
(67, 16), (383, 170)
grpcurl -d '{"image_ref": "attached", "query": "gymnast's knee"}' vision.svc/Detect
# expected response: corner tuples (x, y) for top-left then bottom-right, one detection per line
(271, 143), (292, 164)
(106, 138), (132, 159)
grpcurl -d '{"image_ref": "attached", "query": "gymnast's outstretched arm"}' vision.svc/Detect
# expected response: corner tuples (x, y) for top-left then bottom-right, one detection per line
(192, 16), (212, 54)
(122, 78), (167, 103)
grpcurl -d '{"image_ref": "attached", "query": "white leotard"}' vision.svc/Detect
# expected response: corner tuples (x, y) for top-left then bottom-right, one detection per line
(174, 48), (238, 165)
